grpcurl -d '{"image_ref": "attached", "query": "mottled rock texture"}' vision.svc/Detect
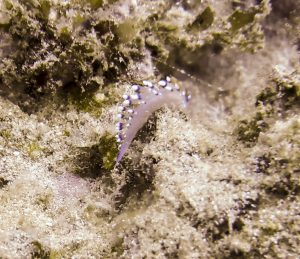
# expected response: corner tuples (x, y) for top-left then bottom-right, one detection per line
(0, 0), (299, 258)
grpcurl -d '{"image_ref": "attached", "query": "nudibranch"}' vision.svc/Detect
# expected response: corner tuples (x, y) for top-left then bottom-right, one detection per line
(115, 77), (191, 163)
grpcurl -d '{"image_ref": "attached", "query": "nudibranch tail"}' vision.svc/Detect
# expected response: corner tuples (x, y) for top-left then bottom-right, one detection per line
(116, 77), (191, 163)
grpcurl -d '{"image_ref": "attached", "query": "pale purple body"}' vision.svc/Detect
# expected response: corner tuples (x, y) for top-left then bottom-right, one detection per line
(116, 85), (189, 162)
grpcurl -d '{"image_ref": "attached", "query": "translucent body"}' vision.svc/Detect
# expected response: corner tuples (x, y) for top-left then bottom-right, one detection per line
(116, 86), (189, 162)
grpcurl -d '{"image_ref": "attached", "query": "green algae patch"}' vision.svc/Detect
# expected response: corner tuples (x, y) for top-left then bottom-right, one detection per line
(63, 130), (71, 137)
(109, 237), (125, 258)
(87, 0), (104, 10)
(35, 192), (53, 211)
(73, 132), (118, 178)
(58, 26), (73, 44)
(68, 83), (118, 117)
(30, 241), (51, 259)
(117, 18), (139, 44)
(69, 95), (105, 117)
(0, 129), (12, 140)
(156, 21), (178, 32)
(229, 1), (269, 32)
(30, 241), (62, 259)
(145, 35), (169, 59)
(37, 0), (51, 20)
(236, 113), (269, 143)
(0, 177), (9, 188)
(228, 9), (257, 32)
(189, 6), (214, 31)
(27, 141), (44, 159)
(98, 132), (119, 170)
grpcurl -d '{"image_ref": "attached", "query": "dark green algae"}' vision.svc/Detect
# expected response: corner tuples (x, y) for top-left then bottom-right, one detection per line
(0, 0), (271, 115)
(0, 0), (133, 114)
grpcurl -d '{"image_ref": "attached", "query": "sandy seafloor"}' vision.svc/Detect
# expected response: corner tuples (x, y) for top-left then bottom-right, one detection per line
(0, 0), (299, 258)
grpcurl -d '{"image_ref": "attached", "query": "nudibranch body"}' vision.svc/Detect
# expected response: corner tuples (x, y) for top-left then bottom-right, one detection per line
(116, 77), (191, 162)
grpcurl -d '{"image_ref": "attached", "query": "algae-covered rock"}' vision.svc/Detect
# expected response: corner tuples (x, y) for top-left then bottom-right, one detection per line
(0, 0), (132, 113)
(236, 65), (300, 144)
(189, 6), (215, 31)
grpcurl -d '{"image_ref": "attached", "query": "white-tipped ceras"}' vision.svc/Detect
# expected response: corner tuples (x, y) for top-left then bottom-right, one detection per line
(115, 77), (191, 162)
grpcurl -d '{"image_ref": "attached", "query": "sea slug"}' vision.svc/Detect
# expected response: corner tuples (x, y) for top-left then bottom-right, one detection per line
(116, 77), (191, 162)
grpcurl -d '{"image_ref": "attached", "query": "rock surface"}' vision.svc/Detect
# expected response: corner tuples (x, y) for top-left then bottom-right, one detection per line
(0, 0), (299, 258)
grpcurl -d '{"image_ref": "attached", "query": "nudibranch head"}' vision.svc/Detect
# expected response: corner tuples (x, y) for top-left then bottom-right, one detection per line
(115, 77), (191, 163)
